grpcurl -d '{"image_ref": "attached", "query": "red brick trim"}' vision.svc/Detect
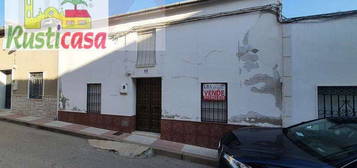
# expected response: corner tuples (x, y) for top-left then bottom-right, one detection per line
(58, 111), (136, 133)
(161, 119), (247, 149)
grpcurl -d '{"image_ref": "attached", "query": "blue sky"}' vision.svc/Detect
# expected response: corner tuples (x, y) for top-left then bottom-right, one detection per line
(108, 0), (357, 17)
(283, 0), (357, 18)
(1, 0), (357, 26)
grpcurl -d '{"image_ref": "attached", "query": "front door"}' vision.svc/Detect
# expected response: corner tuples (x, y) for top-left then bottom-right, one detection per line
(0, 72), (6, 109)
(136, 78), (162, 133)
(5, 71), (11, 109)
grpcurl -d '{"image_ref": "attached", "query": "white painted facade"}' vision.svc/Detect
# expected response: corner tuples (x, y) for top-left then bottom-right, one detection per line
(283, 15), (357, 127)
(59, 0), (284, 127)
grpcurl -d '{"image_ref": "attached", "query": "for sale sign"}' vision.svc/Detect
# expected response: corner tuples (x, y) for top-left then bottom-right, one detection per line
(202, 83), (226, 101)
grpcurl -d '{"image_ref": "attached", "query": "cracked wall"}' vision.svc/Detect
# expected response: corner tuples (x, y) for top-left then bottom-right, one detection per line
(232, 12), (282, 126)
(162, 110), (195, 120)
(237, 32), (260, 72)
(244, 65), (282, 110)
(162, 11), (282, 126)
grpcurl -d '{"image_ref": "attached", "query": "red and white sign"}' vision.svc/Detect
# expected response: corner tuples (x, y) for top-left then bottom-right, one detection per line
(202, 84), (226, 101)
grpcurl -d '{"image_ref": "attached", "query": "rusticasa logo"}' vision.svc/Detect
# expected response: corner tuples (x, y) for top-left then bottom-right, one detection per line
(4, 0), (109, 50)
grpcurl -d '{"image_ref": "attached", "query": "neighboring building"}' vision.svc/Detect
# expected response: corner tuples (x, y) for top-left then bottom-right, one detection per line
(0, 31), (58, 119)
(58, 0), (283, 148)
(282, 11), (357, 127)
(0, 30), (12, 110)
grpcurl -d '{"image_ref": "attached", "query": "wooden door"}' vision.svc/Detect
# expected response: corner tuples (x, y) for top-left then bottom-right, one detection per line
(136, 78), (162, 133)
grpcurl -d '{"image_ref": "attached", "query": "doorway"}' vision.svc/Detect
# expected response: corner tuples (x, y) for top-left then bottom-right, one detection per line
(0, 70), (11, 109)
(136, 78), (162, 133)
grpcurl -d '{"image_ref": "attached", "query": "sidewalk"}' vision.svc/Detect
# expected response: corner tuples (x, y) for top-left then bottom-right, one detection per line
(0, 110), (218, 166)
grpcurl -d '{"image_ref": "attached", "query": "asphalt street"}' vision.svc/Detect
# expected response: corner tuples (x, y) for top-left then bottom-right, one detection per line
(0, 121), (211, 168)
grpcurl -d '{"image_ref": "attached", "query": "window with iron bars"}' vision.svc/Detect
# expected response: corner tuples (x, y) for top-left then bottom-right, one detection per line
(87, 84), (101, 114)
(201, 83), (228, 123)
(318, 86), (357, 119)
(29, 72), (43, 99)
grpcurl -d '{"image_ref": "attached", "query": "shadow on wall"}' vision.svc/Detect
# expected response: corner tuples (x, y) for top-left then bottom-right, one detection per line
(56, 3), (211, 134)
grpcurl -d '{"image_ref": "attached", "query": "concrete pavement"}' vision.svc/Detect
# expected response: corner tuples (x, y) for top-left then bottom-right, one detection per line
(0, 121), (211, 168)
(0, 110), (218, 167)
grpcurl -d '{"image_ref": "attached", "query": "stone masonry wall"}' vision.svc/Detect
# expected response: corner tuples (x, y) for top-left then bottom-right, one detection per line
(12, 94), (57, 119)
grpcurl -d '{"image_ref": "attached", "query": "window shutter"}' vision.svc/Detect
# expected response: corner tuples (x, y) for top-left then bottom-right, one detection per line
(137, 30), (156, 67)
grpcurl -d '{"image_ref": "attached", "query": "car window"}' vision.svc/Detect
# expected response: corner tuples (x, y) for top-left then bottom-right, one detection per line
(285, 119), (357, 160)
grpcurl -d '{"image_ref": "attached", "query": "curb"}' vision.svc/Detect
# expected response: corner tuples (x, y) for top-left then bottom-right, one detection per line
(155, 148), (218, 167)
(0, 116), (218, 167)
(0, 117), (110, 140)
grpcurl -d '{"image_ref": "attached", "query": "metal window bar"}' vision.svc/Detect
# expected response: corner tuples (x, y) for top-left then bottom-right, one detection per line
(29, 72), (43, 99)
(201, 83), (228, 123)
(318, 86), (357, 119)
(87, 84), (101, 114)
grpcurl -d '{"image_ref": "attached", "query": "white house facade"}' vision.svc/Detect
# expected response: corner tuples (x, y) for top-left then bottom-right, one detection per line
(58, 0), (283, 148)
(55, 0), (357, 149)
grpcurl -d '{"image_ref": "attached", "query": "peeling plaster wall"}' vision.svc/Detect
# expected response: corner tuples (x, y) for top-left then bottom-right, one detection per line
(285, 15), (357, 126)
(59, 0), (283, 127)
(163, 12), (282, 127)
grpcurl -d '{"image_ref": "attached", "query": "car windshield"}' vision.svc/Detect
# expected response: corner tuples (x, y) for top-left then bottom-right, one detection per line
(285, 119), (357, 161)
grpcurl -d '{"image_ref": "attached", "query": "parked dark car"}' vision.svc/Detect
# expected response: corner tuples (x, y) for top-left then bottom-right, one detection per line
(218, 118), (357, 168)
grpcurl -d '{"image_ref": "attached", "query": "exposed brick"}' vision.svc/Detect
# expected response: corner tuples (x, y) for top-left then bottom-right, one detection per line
(12, 94), (57, 119)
